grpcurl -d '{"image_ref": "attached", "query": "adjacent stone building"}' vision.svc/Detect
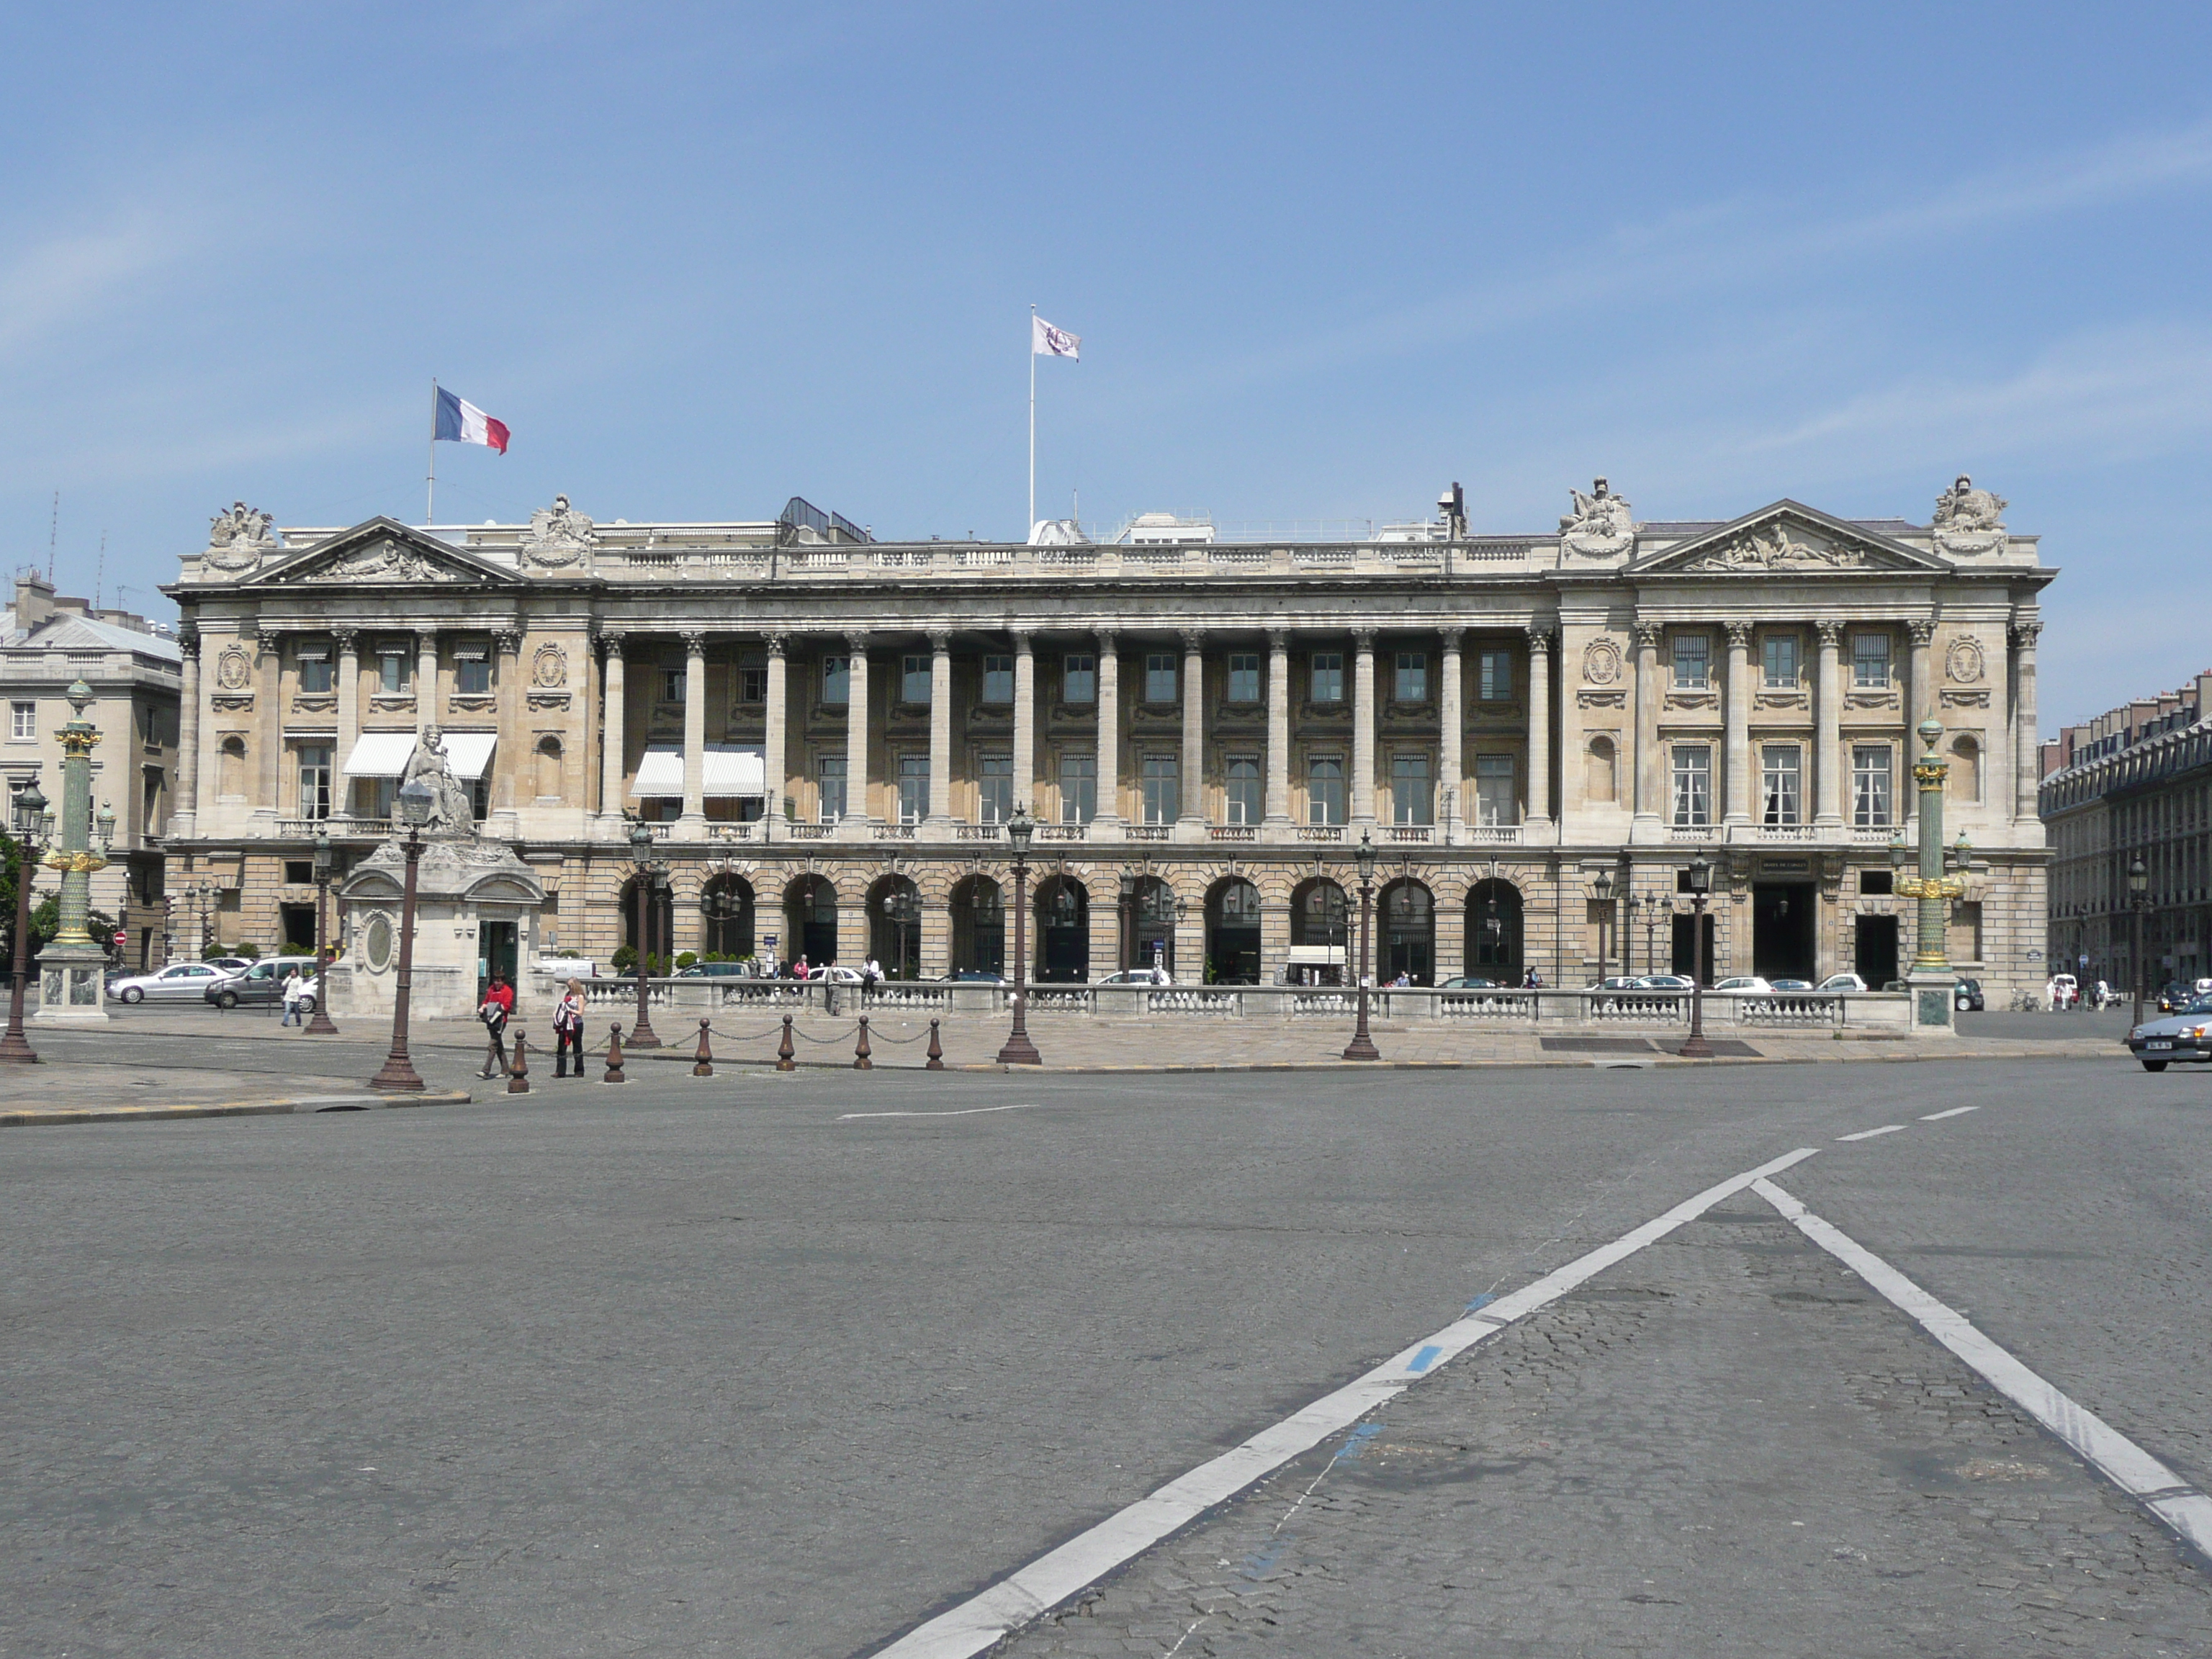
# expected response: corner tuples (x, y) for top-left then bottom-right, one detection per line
(2038, 670), (2212, 994)
(3, 572), (181, 968)
(158, 479), (2052, 998)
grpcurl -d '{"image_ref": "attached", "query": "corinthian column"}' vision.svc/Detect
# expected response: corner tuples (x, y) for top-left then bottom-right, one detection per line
(1094, 630), (1120, 831)
(415, 629), (439, 737)
(255, 626), (281, 818)
(1525, 626), (1553, 838)
(1630, 621), (1661, 842)
(1814, 621), (1843, 830)
(1724, 622), (1753, 833)
(1264, 629), (1291, 828)
(493, 629), (523, 827)
(1905, 619), (1933, 837)
(1439, 628), (1463, 843)
(174, 625), (201, 840)
(844, 631), (871, 836)
(1012, 631), (1035, 814)
(763, 633), (788, 836)
(2013, 618), (2042, 835)
(598, 631), (627, 823)
(1179, 629), (1205, 831)
(1352, 630), (1376, 825)
(333, 628), (359, 815)
(927, 629), (953, 825)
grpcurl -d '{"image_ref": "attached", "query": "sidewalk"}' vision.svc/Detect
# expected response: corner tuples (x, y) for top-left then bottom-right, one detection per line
(0, 1061), (472, 1128)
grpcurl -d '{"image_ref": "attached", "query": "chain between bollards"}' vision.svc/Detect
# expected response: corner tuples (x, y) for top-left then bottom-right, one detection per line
(603, 1022), (627, 1084)
(853, 1015), (872, 1070)
(507, 1030), (531, 1094)
(693, 1019), (714, 1077)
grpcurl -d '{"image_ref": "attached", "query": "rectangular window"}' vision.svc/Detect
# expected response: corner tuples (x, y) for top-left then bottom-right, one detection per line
(1761, 744), (1802, 825)
(817, 757), (848, 822)
(1392, 752), (1432, 824)
(1226, 755), (1262, 825)
(1672, 632), (1711, 688)
(821, 655), (850, 706)
(454, 646), (491, 696)
(1058, 752), (1095, 824)
(296, 647), (332, 694)
(1145, 653), (1177, 703)
(9, 701), (32, 739)
(1141, 754), (1179, 824)
(1671, 745), (1712, 827)
(1852, 631), (1893, 689)
(897, 755), (929, 823)
(660, 666), (686, 703)
(1308, 755), (1344, 825)
(1063, 654), (1096, 704)
(977, 754), (1013, 824)
(1227, 652), (1261, 704)
(737, 666), (768, 704)
(284, 860), (313, 886)
(297, 744), (333, 820)
(377, 649), (409, 693)
(1477, 649), (1513, 703)
(902, 656), (931, 706)
(1762, 633), (1800, 688)
(981, 654), (1014, 705)
(1475, 753), (1518, 826)
(1852, 745), (1892, 827)
(1310, 652), (1344, 704)
(1394, 651), (1428, 703)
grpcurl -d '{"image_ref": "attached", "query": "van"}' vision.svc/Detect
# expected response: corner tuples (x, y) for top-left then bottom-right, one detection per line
(206, 956), (320, 1010)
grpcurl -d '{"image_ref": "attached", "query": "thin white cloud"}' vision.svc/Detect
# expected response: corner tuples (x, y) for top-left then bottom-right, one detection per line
(0, 207), (192, 360)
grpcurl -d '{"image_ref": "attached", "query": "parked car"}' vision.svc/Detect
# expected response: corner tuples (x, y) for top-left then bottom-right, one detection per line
(1770, 979), (1814, 992)
(536, 956), (598, 979)
(1817, 972), (1869, 993)
(1954, 977), (1985, 1012)
(2127, 996), (2212, 1071)
(939, 970), (1004, 983)
(109, 962), (237, 1003)
(1439, 976), (1501, 990)
(1097, 967), (1172, 986)
(807, 964), (865, 984)
(1637, 974), (1694, 989)
(206, 956), (320, 1010)
(1587, 976), (1645, 991)
(676, 961), (757, 979)
(1712, 976), (1773, 994)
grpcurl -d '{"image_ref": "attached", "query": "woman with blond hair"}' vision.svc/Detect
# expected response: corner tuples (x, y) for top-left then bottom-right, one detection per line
(553, 977), (588, 1078)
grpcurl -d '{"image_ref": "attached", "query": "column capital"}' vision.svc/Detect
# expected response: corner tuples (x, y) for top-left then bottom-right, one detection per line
(594, 626), (626, 658)
(493, 629), (523, 656)
(844, 629), (871, 654)
(1095, 627), (1118, 651)
(2010, 618), (2043, 649)
(329, 625), (357, 652)
(1268, 628), (1290, 652)
(1440, 626), (1465, 651)
(1179, 627), (1205, 653)
(1815, 621), (1844, 648)
(927, 628), (953, 652)
(1010, 629), (1032, 653)
(176, 622), (201, 659)
(255, 624), (282, 657)
(1523, 625), (1553, 655)
(1725, 620), (1753, 649)
(413, 624), (439, 640)
(680, 629), (709, 657)
(1352, 627), (1376, 650)
(764, 631), (787, 658)
(1907, 618), (1936, 645)
(1632, 621), (1662, 652)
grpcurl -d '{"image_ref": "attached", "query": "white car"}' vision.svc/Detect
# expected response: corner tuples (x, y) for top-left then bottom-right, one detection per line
(1712, 976), (1774, 994)
(1097, 967), (1172, 986)
(109, 962), (235, 1003)
(1817, 973), (1869, 993)
(806, 964), (866, 984)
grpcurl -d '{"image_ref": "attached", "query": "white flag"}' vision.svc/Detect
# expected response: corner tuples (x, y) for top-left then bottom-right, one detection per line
(1032, 315), (1081, 359)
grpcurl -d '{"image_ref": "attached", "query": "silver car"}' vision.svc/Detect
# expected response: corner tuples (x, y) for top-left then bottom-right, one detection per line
(109, 962), (238, 1003)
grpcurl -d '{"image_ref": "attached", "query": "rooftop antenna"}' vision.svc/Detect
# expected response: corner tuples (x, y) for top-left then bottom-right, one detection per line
(94, 531), (106, 610)
(46, 490), (58, 580)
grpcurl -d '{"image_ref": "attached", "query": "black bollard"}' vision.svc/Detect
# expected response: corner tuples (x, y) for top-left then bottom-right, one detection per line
(507, 1029), (531, 1094)
(925, 1017), (944, 1070)
(604, 1022), (627, 1084)
(853, 1015), (872, 1070)
(777, 1014), (796, 1073)
(693, 1019), (714, 1078)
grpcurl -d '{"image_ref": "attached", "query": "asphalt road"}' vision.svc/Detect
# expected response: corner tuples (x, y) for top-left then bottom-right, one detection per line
(3, 1053), (2207, 1655)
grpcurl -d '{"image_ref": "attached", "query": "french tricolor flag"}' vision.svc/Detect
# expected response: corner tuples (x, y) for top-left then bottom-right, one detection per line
(433, 385), (510, 453)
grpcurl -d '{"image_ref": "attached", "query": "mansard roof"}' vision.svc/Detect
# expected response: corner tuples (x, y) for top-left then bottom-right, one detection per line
(234, 518), (530, 589)
(1629, 500), (1949, 577)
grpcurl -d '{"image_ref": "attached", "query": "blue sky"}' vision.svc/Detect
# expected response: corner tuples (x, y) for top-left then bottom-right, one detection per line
(5, 2), (2211, 732)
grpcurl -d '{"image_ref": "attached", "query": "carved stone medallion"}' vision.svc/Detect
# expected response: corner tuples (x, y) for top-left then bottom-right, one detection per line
(523, 494), (596, 568)
(531, 642), (568, 688)
(214, 646), (252, 691)
(204, 501), (279, 572)
(1557, 478), (1636, 557)
(1945, 636), (1986, 685)
(1582, 637), (1623, 685)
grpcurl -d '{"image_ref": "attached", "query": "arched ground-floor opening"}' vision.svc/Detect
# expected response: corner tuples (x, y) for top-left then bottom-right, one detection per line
(1289, 876), (1347, 985)
(700, 873), (755, 958)
(1465, 878), (1523, 982)
(619, 873), (675, 971)
(782, 875), (840, 968)
(1671, 909), (1720, 983)
(1206, 877), (1263, 984)
(1131, 876), (1177, 977)
(868, 875), (922, 979)
(950, 874), (1004, 976)
(1380, 878), (1434, 986)
(1035, 875), (1091, 981)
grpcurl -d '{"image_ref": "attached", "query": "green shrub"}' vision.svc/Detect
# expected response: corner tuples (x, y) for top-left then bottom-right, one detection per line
(675, 951), (698, 971)
(611, 943), (637, 972)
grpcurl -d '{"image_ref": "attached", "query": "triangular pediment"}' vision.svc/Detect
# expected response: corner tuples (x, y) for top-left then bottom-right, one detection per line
(240, 518), (527, 588)
(1631, 501), (1946, 577)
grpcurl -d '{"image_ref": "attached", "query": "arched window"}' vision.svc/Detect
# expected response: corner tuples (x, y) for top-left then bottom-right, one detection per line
(700, 874), (754, 958)
(1950, 736), (1981, 804)
(1586, 734), (1617, 804)
(534, 736), (563, 802)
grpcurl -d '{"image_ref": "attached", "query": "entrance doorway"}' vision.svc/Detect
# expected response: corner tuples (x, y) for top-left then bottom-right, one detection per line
(1853, 914), (1899, 988)
(1037, 876), (1090, 981)
(1752, 883), (1815, 982)
(1466, 878), (1522, 981)
(1380, 879), (1434, 985)
(1670, 912), (1717, 983)
(480, 920), (518, 992)
(784, 875), (839, 966)
(1206, 878), (1262, 984)
(1133, 876), (1177, 976)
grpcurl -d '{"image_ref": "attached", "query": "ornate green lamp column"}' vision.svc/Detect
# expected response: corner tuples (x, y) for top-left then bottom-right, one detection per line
(35, 679), (114, 1025)
(1894, 716), (1967, 1031)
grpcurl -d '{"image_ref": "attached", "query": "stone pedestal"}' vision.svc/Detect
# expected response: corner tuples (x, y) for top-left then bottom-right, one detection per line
(333, 834), (547, 1021)
(34, 940), (110, 1024)
(1907, 967), (1957, 1035)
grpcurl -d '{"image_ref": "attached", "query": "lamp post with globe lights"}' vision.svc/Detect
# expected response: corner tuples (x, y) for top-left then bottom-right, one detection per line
(368, 777), (434, 1092)
(307, 826), (339, 1035)
(2129, 855), (2150, 1030)
(1591, 868), (1616, 983)
(1678, 853), (1714, 1058)
(34, 680), (118, 1024)
(1342, 829), (1380, 1061)
(1, 781), (51, 1064)
(997, 805), (1042, 1064)
(626, 819), (663, 1048)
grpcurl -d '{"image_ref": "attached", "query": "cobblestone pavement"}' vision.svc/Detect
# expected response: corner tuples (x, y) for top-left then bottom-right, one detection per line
(1000, 1193), (2212, 1658)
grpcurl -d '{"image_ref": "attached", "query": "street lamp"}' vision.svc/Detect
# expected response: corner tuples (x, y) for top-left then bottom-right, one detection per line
(307, 826), (339, 1035)
(1678, 853), (1714, 1058)
(997, 804), (1042, 1064)
(884, 884), (920, 980)
(626, 819), (662, 1048)
(1343, 829), (1380, 1061)
(1592, 868), (1616, 982)
(2129, 854), (2150, 1029)
(1, 780), (50, 1064)
(368, 777), (434, 1092)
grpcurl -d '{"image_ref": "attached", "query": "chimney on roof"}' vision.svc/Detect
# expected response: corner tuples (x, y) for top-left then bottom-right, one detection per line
(12, 571), (54, 629)
(2040, 738), (2062, 780)
(2196, 673), (2212, 719)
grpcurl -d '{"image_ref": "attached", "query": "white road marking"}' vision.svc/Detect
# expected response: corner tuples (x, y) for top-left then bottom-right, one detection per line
(1753, 1178), (2212, 1560)
(837, 1105), (1036, 1121)
(1920, 1106), (1980, 1121)
(871, 1146), (1820, 1658)
(1836, 1124), (1906, 1141)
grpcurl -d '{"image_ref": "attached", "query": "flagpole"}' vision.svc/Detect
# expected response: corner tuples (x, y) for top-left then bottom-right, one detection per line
(427, 378), (439, 525)
(1028, 305), (1036, 539)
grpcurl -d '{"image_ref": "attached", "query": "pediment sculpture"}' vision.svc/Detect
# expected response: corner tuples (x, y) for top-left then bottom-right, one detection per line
(1679, 523), (1866, 573)
(523, 493), (597, 568)
(204, 501), (279, 572)
(1558, 477), (1636, 557)
(1931, 475), (2007, 555)
(306, 539), (464, 584)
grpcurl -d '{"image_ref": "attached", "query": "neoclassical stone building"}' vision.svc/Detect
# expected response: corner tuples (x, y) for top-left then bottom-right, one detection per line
(160, 480), (2052, 997)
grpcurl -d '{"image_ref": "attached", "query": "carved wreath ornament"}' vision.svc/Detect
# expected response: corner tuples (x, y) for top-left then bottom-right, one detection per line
(1945, 637), (1985, 685)
(214, 647), (251, 691)
(1582, 638), (1623, 685)
(531, 643), (568, 689)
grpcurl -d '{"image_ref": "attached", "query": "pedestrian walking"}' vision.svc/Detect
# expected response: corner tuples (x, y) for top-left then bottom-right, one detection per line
(280, 966), (306, 1028)
(478, 974), (516, 1079)
(553, 977), (587, 1078)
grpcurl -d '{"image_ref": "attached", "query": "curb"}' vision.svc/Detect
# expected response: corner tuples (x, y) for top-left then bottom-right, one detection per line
(0, 1089), (475, 1128)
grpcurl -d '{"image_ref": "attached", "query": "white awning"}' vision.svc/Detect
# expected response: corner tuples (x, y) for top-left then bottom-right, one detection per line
(634, 743), (765, 798)
(343, 732), (418, 778)
(441, 731), (498, 780)
(1287, 944), (1347, 966)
